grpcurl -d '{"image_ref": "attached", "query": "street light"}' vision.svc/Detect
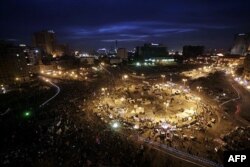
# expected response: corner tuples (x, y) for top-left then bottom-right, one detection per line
(23, 109), (32, 118)
(169, 73), (172, 82)
(120, 97), (125, 102)
(111, 121), (120, 129)
(196, 86), (202, 92)
(161, 74), (166, 83)
(101, 87), (107, 95)
(24, 112), (30, 117)
(123, 74), (128, 80)
(182, 78), (187, 87)
(195, 97), (201, 110)
(133, 124), (139, 129)
(136, 62), (141, 66)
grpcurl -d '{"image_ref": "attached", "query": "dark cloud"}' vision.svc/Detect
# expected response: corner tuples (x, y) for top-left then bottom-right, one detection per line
(0, 0), (249, 50)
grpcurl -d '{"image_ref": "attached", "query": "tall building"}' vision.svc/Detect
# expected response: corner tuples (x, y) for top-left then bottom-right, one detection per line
(135, 43), (168, 60)
(55, 44), (70, 57)
(183, 45), (204, 58)
(23, 47), (40, 66)
(0, 41), (32, 84)
(117, 48), (128, 60)
(243, 55), (250, 81)
(231, 33), (250, 55)
(32, 30), (56, 56)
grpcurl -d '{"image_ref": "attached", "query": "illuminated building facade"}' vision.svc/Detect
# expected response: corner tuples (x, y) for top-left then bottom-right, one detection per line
(231, 33), (250, 55)
(135, 43), (168, 60)
(0, 42), (32, 84)
(33, 30), (56, 56)
(33, 30), (70, 57)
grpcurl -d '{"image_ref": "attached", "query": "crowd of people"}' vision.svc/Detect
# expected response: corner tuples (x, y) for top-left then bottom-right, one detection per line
(1, 65), (249, 167)
(1, 77), (187, 166)
(222, 126), (250, 151)
(92, 80), (224, 163)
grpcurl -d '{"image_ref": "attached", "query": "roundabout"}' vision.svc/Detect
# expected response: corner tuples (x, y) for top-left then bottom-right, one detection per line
(92, 79), (217, 141)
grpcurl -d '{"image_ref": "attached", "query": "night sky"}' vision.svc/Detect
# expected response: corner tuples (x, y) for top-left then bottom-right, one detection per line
(0, 0), (250, 51)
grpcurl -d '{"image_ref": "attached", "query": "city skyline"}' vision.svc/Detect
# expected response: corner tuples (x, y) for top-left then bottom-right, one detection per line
(0, 0), (250, 50)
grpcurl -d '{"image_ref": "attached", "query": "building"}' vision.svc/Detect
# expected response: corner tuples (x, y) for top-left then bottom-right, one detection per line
(243, 55), (250, 81)
(110, 57), (122, 64)
(33, 30), (69, 57)
(135, 43), (168, 60)
(79, 57), (95, 65)
(0, 41), (33, 84)
(117, 48), (128, 60)
(23, 46), (40, 66)
(78, 53), (96, 65)
(231, 33), (250, 55)
(134, 43), (177, 65)
(217, 54), (245, 67)
(55, 44), (70, 57)
(97, 48), (108, 56)
(33, 30), (56, 56)
(183, 45), (204, 58)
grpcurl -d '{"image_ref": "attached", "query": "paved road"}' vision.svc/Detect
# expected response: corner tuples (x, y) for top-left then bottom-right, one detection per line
(133, 135), (223, 167)
(225, 77), (250, 126)
(39, 77), (61, 107)
(0, 108), (10, 116)
(219, 80), (240, 107)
